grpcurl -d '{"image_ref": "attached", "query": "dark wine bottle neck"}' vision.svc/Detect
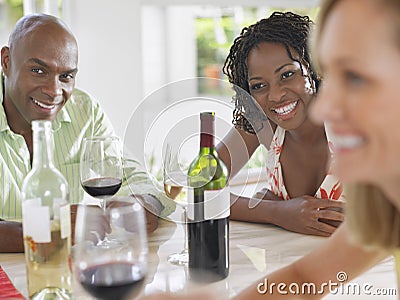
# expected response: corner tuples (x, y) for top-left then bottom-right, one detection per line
(200, 112), (215, 148)
(200, 133), (214, 148)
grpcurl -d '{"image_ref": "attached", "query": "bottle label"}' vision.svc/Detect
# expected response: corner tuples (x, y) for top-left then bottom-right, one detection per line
(22, 198), (51, 243)
(60, 204), (71, 239)
(188, 187), (230, 221)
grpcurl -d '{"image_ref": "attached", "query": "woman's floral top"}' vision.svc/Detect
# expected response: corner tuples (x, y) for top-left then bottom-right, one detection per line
(265, 126), (344, 201)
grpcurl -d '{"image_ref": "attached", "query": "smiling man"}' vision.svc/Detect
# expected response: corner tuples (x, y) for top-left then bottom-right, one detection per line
(0, 14), (173, 252)
(2, 14), (78, 157)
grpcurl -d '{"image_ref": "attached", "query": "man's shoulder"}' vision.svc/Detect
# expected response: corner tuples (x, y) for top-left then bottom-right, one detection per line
(56, 88), (98, 126)
(64, 88), (100, 112)
(69, 88), (96, 105)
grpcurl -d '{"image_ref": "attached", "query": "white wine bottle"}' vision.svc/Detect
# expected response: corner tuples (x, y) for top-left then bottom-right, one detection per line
(187, 112), (229, 282)
(21, 120), (72, 299)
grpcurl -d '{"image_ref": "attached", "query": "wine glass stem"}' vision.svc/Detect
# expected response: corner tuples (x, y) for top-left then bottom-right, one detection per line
(182, 206), (188, 252)
(100, 197), (109, 212)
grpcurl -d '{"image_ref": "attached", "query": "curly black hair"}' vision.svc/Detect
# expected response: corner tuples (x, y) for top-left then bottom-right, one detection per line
(223, 11), (321, 134)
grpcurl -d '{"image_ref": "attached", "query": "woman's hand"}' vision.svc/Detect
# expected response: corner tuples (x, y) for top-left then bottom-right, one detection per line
(272, 196), (345, 237)
(253, 187), (282, 201)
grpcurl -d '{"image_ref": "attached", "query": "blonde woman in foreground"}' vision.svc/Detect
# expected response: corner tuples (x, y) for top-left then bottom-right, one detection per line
(142, 0), (400, 298)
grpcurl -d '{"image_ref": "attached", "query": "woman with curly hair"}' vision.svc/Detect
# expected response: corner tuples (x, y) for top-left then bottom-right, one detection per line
(217, 11), (344, 237)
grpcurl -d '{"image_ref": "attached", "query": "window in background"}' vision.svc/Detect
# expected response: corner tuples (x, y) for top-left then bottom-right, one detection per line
(0, 0), (23, 47)
(1, 0), (62, 47)
(196, 7), (259, 96)
(23, 0), (62, 16)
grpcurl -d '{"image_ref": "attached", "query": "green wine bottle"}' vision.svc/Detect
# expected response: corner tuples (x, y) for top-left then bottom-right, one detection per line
(187, 112), (230, 282)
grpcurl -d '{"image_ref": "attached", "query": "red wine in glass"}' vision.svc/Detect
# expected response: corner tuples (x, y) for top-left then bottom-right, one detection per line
(81, 177), (122, 198)
(74, 201), (148, 300)
(79, 262), (145, 300)
(81, 177), (123, 248)
(79, 136), (123, 211)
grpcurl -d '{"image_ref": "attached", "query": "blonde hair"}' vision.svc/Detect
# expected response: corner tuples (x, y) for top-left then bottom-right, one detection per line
(313, 0), (400, 250)
(346, 185), (400, 249)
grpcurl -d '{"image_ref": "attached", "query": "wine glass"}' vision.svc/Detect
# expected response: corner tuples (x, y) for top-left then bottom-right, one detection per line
(80, 136), (123, 210)
(74, 197), (148, 300)
(163, 144), (189, 266)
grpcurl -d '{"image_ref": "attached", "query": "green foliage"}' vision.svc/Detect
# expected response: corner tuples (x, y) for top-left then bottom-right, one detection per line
(146, 150), (163, 182)
(244, 145), (268, 169)
(6, 0), (22, 6)
(5, 0), (23, 21)
(195, 11), (255, 78)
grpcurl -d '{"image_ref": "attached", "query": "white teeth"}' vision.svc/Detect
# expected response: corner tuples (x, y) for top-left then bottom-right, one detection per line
(272, 101), (298, 115)
(332, 134), (365, 149)
(32, 98), (55, 109)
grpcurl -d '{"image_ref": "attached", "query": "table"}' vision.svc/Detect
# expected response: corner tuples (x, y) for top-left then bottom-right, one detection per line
(0, 221), (396, 299)
(0, 182), (397, 299)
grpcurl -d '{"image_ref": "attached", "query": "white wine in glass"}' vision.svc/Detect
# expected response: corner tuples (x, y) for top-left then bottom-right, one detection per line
(163, 144), (189, 266)
(164, 172), (188, 206)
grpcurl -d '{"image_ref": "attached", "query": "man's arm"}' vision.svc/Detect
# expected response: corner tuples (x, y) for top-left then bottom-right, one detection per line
(121, 158), (175, 218)
(134, 194), (163, 233)
(86, 93), (175, 221)
(0, 220), (24, 253)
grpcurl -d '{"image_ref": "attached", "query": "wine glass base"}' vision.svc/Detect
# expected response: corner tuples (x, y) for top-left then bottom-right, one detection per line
(167, 251), (188, 266)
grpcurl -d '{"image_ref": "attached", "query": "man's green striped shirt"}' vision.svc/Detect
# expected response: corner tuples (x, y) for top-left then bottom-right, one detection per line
(0, 77), (174, 220)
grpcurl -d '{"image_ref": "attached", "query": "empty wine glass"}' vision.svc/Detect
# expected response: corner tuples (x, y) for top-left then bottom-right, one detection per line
(74, 197), (148, 300)
(163, 144), (189, 266)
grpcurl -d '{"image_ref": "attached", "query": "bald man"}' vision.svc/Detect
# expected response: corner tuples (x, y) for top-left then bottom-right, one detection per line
(0, 14), (173, 252)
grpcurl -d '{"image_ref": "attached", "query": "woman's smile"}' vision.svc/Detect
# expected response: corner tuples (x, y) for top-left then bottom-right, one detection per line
(270, 100), (299, 121)
(329, 131), (365, 153)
